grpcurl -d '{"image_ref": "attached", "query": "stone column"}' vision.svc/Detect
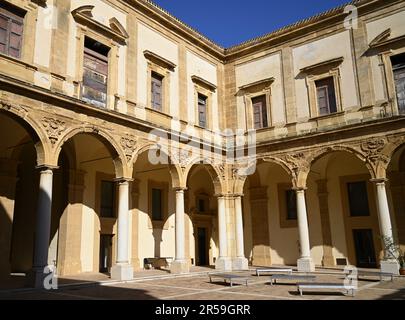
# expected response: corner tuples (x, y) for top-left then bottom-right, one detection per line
(29, 167), (54, 288)
(171, 188), (189, 274)
(111, 179), (133, 281)
(373, 179), (399, 275)
(232, 196), (248, 270)
(296, 188), (315, 272)
(215, 196), (232, 270)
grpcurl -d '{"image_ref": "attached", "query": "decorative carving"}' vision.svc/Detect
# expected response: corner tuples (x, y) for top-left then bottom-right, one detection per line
(361, 138), (386, 164)
(120, 134), (137, 162)
(42, 117), (66, 145)
(0, 100), (12, 110)
(171, 149), (192, 169)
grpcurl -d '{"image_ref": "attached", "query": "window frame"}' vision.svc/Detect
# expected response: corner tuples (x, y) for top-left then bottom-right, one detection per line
(148, 180), (169, 230)
(0, 6), (24, 59)
(300, 58), (343, 119)
(251, 94), (269, 129)
(81, 37), (110, 109)
(315, 76), (338, 116)
(74, 26), (119, 110)
(100, 180), (116, 218)
(346, 181), (371, 217)
(151, 71), (164, 112)
(278, 183), (298, 229)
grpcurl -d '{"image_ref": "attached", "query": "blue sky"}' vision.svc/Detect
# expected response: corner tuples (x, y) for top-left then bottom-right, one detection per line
(152, 0), (350, 47)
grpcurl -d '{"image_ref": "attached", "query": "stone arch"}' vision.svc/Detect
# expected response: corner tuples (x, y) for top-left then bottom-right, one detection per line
(183, 157), (225, 195)
(0, 108), (48, 166)
(305, 145), (374, 183)
(132, 143), (183, 189)
(54, 126), (129, 178)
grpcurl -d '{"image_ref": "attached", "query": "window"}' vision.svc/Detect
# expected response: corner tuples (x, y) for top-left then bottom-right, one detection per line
(196, 193), (209, 214)
(285, 190), (297, 220)
(151, 72), (163, 111)
(315, 77), (337, 115)
(82, 37), (110, 108)
(252, 95), (268, 129)
(0, 4), (24, 59)
(152, 188), (163, 221)
(100, 181), (115, 218)
(347, 181), (370, 217)
(198, 94), (207, 128)
(391, 53), (405, 115)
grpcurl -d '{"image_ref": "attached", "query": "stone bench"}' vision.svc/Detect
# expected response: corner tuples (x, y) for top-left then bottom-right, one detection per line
(345, 270), (394, 282)
(255, 268), (293, 277)
(209, 273), (250, 287)
(270, 274), (316, 286)
(144, 257), (173, 270)
(297, 282), (356, 297)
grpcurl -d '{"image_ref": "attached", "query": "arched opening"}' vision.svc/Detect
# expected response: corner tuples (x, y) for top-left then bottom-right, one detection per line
(186, 164), (218, 268)
(132, 149), (178, 270)
(0, 111), (43, 284)
(308, 150), (380, 268)
(55, 132), (123, 276)
(243, 160), (295, 267)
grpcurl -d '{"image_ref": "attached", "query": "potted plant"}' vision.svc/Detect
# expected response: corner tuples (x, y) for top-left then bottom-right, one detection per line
(381, 236), (405, 275)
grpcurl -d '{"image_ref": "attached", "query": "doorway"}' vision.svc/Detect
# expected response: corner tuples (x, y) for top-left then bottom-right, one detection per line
(197, 227), (208, 266)
(353, 229), (377, 268)
(99, 235), (113, 273)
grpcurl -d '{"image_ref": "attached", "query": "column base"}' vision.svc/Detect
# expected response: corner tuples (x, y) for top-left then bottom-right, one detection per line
(232, 257), (249, 271)
(380, 260), (400, 276)
(297, 257), (315, 272)
(26, 266), (56, 289)
(215, 257), (232, 271)
(111, 264), (134, 281)
(170, 260), (190, 274)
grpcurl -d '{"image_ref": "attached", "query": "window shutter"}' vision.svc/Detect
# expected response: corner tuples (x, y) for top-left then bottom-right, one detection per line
(253, 103), (262, 129)
(0, 15), (7, 54)
(9, 20), (22, 58)
(151, 73), (163, 111)
(317, 86), (329, 115)
(198, 95), (207, 128)
(252, 95), (268, 129)
(82, 44), (108, 108)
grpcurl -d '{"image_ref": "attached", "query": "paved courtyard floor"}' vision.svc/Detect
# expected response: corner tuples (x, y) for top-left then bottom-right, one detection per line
(1, 267), (405, 300)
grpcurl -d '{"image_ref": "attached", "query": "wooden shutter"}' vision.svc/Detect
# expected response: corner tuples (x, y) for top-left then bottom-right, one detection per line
(198, 94), (207, 128)
(252, 95), (268, 129)
(394, 67), (405, 114)
(82, 46), (108, 108)
(317, 86), (329, 115)
(316, 77), (337, 115)
(0, 7), (24, 58)
(151, 73), (163, 111)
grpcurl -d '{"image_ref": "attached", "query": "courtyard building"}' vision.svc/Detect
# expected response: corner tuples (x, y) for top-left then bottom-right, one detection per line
(0, 0), (405, 288)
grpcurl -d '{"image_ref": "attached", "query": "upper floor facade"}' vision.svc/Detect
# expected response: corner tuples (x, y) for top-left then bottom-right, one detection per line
(0, 0), (404, 147)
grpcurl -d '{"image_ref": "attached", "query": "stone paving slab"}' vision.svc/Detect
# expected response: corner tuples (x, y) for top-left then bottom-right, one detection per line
(1, 270), (404, 300)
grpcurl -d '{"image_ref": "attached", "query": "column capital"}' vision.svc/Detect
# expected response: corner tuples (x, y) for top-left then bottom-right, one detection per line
(371, 178), (388, 185)
(173, 187), (187, 192)
(215, 193), (243, 199)
(114, 177), (133, 184)
(36, 164), (59, 171)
